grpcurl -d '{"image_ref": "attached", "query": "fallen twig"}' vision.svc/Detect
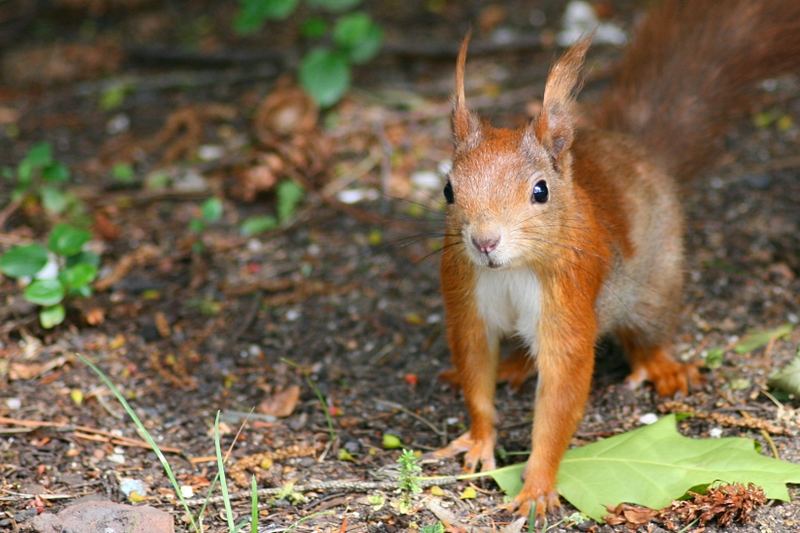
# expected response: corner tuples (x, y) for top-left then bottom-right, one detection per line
(0, 416), (182, 454)
(185, 476), (462, 507)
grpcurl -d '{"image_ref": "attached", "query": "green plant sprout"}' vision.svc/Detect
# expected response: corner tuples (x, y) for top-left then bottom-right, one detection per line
(2, 141), (82, 217)
(234, 0), (383, 106)
(396, 449), (422, 513)
(0, 223), (99, 328)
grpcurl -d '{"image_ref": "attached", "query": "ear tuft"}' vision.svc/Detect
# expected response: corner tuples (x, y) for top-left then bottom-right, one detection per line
(532, 34), (592, 162)
(452, 30), (482, 151)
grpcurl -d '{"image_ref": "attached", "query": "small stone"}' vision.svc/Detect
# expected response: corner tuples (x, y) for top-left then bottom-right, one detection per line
(639, 413), (658, 425)
(32, 498), (173, 533)
(709, 427), (723, 438)
(5, 397), (21, 410)
(119, 477), (147, 497)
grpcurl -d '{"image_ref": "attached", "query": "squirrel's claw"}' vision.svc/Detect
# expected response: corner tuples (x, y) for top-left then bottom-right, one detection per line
(505, 485), (561, 519)
(432, 431), (496, 473)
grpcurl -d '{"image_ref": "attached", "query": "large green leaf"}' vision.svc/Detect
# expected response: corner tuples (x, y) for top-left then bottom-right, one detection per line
(48, 223), (91, 256)
(299, 48), (350, 106)
(24, 279), (65, 306)
(486, 415), (800, 522)
(0, 244), (48, 278)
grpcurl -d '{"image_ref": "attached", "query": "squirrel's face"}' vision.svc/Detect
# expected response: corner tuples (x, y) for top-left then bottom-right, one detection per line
(445, 124), (573, 270)
(446, 33), (589, 270)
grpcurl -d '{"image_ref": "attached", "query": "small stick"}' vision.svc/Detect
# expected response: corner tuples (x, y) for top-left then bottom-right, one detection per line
(0, 416), (182, 454)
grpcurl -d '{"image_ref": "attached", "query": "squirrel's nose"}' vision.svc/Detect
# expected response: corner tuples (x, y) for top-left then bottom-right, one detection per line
(471, 235), (500, 254)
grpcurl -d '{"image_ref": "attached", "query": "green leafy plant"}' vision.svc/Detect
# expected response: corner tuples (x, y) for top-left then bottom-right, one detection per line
(189, 197), (224, 251)
(0, 223), (99, 328)
(484, 414), (800, 522)
(2, 142), (82, 217)
(239, 181), (305, 236)
(420, 522), (445, 533)
(396, 449), (422, 513)
(234, 0), (383, 105)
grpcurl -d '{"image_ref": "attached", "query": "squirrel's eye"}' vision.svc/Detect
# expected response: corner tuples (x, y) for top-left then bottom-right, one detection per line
(443, 181), (455, 204)
(531, 180), (548, 204)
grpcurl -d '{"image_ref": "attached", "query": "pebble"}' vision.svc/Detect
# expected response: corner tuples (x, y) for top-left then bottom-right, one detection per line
(119, 478), (147, 497)
(5, 397), (21, 410)
(639, 413), (658, 425)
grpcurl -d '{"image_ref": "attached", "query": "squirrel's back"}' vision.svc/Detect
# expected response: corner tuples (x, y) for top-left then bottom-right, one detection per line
(593, 0), (800, 178)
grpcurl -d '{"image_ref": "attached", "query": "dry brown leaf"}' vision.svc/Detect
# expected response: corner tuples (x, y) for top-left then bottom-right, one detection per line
(605, 503), (658, 529)
(258, 385), (301, 418)
(9, 356), (69, 381)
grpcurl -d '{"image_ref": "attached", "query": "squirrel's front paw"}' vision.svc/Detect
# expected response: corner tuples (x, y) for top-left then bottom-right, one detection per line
(505, 480), (561, 518)
(431, 431), (496, 472)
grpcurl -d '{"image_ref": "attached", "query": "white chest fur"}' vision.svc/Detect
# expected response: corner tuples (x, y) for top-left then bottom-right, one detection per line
(474, 267), (542, 352)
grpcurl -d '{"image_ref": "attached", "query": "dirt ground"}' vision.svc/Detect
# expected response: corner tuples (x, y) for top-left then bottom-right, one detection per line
(1, 1), (799, 532)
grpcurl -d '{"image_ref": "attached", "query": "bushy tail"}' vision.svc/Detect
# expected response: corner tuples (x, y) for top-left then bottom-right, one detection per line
(593, 0), (800, 178)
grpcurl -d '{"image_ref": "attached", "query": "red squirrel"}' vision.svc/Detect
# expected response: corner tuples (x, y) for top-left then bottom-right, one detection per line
(433, 1), (800, 518)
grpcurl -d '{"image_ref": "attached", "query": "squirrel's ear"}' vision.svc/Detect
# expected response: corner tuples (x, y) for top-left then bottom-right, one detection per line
(530, 35), (591, 162)
(452, 31), (482, 151)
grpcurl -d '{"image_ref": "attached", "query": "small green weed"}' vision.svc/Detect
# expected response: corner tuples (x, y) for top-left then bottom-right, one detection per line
(396, 449), (422, 513)
(0, 224), (99, 328)
(3, 142), (83, 218)
(235, 0), (382, 106)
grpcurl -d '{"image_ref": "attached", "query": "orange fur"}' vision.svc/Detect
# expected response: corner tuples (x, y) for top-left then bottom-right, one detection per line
(436, 0), (800, 520)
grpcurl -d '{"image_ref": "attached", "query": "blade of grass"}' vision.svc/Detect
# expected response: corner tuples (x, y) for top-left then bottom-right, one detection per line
(76, 353), (199, 532)
(250, 475), (259, 533)
(214, 410), (236, 532)
(196, 408), (254, 526)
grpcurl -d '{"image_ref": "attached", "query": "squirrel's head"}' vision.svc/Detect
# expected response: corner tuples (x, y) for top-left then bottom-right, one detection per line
(444, 34), (590, 270)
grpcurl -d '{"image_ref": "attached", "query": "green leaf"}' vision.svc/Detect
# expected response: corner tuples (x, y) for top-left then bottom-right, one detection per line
(41, 186), (68, 214)
(382, 433), (402, 449)
(276, 180), (304, 223)
(40, 304), (65, 328)
(24, 279), (65, 306)
(111, 162), (135, 184)
(769, 352), (800, 397)
(189, 219), (206, 233)
(734, 324), (793, 354)
(42, 162), (70, 183)
(704, 347), (724, 369)
(485, 415), (800, 522)
(299, 48), (350, 106)
(48, 224), (91, 256)
(241, 215), (278, 236)
(333, 12), (383, 64)
(67, 250), (101, 269)
(307, 0), (361, 12)
(234, 0), (299, 33)
(22, 142), (53, 169)
(61, 263), (98, 290)
(201, 197), (224, 223)
(100, 83), (129, 111)
(301, 17), (327, 39)
(0, 244), (48, 278)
